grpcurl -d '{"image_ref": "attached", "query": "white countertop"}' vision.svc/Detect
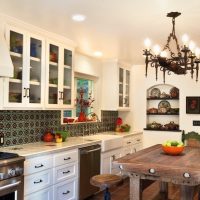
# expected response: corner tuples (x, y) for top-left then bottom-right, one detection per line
(0, 131), (142, 159)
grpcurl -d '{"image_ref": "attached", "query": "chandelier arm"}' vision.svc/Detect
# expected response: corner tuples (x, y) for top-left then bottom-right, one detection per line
(196, 63), (199, 82)
(190, 57), (194, 79)
(155, 62), (158, 81)
(163, 16), (181, 54)
(163, 68), (166, 83)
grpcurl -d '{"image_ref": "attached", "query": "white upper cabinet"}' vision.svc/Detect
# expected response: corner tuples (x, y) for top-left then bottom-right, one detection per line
(45, 40), (74, 109)
(4, 26), (45, 108)
(101, 60), (131, 111)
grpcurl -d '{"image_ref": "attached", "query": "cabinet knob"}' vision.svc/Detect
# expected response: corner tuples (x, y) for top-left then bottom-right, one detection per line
(183, 172), (190, 178)
(149, 168), (156, 174)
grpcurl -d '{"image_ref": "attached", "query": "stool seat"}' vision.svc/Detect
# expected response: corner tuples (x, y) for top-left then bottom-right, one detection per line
(90, 174), (123, 189)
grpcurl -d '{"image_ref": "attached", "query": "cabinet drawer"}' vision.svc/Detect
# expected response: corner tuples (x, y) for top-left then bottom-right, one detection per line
(132, 135), (142, 144)
(54, 178), (77, 200)
(53, 149), (78, 167)
(53, 162), (77, 184)
(24, 186), (53, 200)
(24, 155), (53, 175)
(123, 137), (133, 146)
(24, 169), (53, 195)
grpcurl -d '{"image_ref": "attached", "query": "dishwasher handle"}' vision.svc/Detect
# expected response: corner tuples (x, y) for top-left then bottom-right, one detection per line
(80, 147), (101, 154)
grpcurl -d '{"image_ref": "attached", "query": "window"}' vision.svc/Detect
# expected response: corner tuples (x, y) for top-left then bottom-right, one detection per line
(75, 78), (94, 117)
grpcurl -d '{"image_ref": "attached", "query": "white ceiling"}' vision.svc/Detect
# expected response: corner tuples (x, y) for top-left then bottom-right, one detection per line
(0, 0), (199, 64)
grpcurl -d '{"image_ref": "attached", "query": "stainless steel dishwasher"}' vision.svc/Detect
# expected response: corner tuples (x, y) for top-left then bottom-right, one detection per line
(79, 144), (101, 200)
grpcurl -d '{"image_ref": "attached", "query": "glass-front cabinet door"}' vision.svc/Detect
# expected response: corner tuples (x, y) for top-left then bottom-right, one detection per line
(46, 42), (74, 108)
(118, 67), (130, 109)
(62, 48), (73, 106)
(4, 26), (45, 108)
(47, 43), (59, 105)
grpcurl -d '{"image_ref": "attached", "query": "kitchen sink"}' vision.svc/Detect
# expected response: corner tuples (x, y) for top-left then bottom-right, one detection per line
(83, 134), (123, 152)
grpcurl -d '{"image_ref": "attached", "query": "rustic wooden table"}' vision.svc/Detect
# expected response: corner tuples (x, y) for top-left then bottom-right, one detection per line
(114, 144), (200, 200)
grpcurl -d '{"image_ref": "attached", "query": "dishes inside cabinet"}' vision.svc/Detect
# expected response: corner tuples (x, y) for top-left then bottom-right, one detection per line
(150, 88), (161, 98)
(170, 87), (179, 98)
(158, 100), (171, 113)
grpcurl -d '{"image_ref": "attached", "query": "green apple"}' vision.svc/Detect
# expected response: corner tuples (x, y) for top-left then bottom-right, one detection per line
(166, 142), (171, 147)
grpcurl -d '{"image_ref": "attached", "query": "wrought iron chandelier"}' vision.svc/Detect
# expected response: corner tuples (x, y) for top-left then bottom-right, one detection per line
(143, 12), (200, 83)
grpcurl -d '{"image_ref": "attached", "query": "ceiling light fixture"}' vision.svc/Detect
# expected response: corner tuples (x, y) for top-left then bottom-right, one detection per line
(72, 14), (86, 22)
(143, 12), (200, 83)
(94, 51), (103, 57)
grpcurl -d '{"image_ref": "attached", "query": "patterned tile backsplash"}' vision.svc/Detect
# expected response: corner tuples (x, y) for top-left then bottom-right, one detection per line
(0, 110), (118, 147)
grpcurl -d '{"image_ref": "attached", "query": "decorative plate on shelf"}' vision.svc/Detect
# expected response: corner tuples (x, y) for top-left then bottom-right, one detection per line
(150, 88), (161, 98)
(158, 100), (171, 113)
(170, 87), (179, 98)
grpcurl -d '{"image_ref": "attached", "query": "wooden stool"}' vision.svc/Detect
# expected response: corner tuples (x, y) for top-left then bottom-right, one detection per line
(90, 174), (123, 200)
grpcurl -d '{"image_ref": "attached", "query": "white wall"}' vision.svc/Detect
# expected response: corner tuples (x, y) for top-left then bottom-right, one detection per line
(131, 64), (200, 148)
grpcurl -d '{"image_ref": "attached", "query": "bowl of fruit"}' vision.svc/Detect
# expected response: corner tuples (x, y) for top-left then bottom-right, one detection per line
(162, 140), (184, 155)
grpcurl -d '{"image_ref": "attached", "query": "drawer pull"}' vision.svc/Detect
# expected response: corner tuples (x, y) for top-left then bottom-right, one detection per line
(35, 164), (44, 168)
(136, 139), (141, 142)
(64, 157), (71, 161)
(63, 170), (70, 174)
(127, 142), (131, 144)
(34, 179), (43, 184)
(63, 190), (70, 195)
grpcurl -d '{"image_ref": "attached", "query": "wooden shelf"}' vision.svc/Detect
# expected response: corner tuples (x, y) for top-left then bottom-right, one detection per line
(9, 78), (22, 83)
(49, 83), (58, 88)
(30, 81), (40, 86)
(143, 128), (182, 132)
(64, 65), (71, 69)
(147, 113), (179, 115)
(49, 61), (58, 66)
(10, 51), (22, 58)
(147, 98), (179, 100)
(30, 56), (41, 62)
(63, 86), (71, 89)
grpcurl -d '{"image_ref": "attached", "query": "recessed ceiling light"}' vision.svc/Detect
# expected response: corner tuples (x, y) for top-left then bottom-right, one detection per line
(94, 51), (103, 57)
(72, 14), (86, 22)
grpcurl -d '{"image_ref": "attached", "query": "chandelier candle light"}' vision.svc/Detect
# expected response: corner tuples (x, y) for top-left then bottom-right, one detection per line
(143, 12), (200, 83)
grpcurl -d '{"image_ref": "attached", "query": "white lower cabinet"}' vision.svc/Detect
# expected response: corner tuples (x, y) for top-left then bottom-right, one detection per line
(53, 178), (77, 200)
(24, 186), (53, 200)
(122, 134), (143, 156)
(24, 149), (78, 200)
(101, 148), (123, 175)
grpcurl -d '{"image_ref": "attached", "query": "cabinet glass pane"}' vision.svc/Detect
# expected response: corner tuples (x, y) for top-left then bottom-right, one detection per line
(48, 44), (59, 104)
(119, 95), (123, 107)
(29, 38), (42, 104)
(10, 31), (23, 54)
(119, 68), (123, 83)
(9, 31), (23, 103)
(64, 49), (72, 67)
(63, 88), (71, 105)
(9, 82), (22, 103)
(126, 70), (130, 85)
(119, 83), (123, 94)
(124, 96), (129, 107)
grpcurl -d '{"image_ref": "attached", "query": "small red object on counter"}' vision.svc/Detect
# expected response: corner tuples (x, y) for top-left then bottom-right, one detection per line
(116, 117), (123, 126)
(43, 132), (54, 142)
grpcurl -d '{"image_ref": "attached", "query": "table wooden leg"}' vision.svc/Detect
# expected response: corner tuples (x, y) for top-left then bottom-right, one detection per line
(180, 185), (195, 200)
(129, 174), (141, 200)
(159, 182), (168, 200)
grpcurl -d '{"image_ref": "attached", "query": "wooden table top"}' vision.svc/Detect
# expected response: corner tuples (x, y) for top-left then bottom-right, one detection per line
(114, 144), (200, 185)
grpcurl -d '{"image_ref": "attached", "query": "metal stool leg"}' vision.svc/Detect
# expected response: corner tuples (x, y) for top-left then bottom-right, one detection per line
(104, 187), (111, 200)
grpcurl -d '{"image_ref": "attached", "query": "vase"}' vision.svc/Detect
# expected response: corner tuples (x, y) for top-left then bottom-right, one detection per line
(78, 112), (86, 122)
